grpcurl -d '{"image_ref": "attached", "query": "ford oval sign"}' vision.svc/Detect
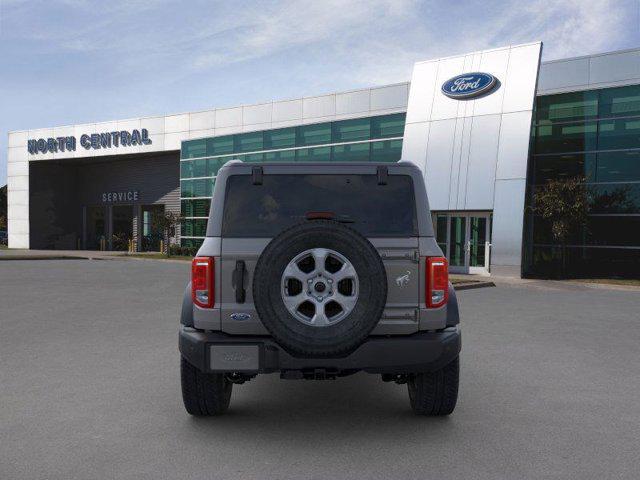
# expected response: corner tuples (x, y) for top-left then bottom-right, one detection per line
(441, 72), (497, 99)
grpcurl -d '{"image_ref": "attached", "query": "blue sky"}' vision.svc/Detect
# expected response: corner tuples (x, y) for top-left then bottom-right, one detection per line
(2, 0), (639, 186)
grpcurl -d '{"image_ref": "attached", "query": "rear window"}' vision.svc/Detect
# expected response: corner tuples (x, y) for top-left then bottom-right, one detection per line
(222, 174), (417, 237)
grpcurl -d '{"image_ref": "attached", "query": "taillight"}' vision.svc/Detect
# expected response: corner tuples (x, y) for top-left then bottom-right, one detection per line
(425, 256), (448, 308)
(192, 257), (214, 308)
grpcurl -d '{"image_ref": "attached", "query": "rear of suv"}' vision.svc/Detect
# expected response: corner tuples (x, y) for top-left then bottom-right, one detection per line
(179, 161), (461, 416)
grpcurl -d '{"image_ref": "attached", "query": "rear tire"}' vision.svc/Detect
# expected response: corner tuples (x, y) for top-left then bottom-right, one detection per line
(181, 356), (232, 416)
(408, 357), (459, 416)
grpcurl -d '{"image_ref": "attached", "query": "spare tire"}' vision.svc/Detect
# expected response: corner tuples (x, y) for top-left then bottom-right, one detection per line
(253, 220), (387, 357)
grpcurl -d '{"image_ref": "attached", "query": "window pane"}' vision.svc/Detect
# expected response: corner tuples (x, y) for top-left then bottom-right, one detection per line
(207, 157), (228, 176)
(332, 143), (370, 162)
(234, 131), (263, 153)
(535, 91), (598, 123)
(296, 123), (331, 146)
(181, 238), (204, 248)
(371, 113), (406, 139)
(181, 199), (211, 218)
(181, 139), (207, 159)
(264, 128), (296, 149)
(222, 174), (417, 237)
(528, 245), (640, 279)
(534, 121), (598, 154)
(180, 180), (193, 198)
(181, 219), (208, 237)
(332, 118), (370, 142)
(590, 183), (640, 214)
(599, 84), (640, 118)
(296, 147), (331, 162)
(531, 153), (597, 184)
(597, 119), (640, 150)
(206, 136), (234, 156)
(370, 139), (403, 162)
(180, 160), (193, 179)
(264, 149), (296, 162)
(596, 151), (640, 182)
(243, 153), (264, 162)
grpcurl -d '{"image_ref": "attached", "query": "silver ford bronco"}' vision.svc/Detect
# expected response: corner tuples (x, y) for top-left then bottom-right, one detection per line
(179, 161), (461, 416)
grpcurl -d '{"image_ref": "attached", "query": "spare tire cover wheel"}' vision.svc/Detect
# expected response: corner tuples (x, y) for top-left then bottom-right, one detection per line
(253, 220), (387, 357)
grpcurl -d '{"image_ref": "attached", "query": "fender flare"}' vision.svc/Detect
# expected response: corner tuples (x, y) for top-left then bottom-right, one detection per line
(180, 282), (194, 327)
(446, 282), (460, 327)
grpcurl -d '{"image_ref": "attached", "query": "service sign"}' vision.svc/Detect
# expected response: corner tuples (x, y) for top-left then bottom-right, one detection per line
(441, 72), (497, 99)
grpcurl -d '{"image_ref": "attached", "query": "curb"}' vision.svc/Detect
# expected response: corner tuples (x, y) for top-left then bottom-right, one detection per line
(453, 281), (495, 291)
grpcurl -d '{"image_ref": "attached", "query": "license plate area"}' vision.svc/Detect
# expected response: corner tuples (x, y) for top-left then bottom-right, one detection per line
(209, 344), (260, 372)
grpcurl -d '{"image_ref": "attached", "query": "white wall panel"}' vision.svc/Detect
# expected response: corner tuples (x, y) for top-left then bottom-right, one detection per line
(8, 131), (28, 147)
(472, 49), (510, 116)
(495, 110), (534, 180)
(423, 119), (456, 211)
(502, 43), (541, 113)
(215, 107), (242, 128)
(189, 111), (215, 131)
(431, 56), (467, 121)
(589, 50), (640, 85)
(492, 179), (526, 266)
(538, 58), (589, 92)
(370, 84), (408, 111)
(242, 103), (272, 125)
(7, 161), (28, 177)
(8, 147), (27, 163)
(406, 64), (438, 124)
(463, 114), (501, 209)
(140, 116), (165, 134)
(272, 99), (303, 122)
(400, 122), (430, 170)
(303, 95), (336, 118)
(336, 90), (370, 115)
(164, 114), (189, 133)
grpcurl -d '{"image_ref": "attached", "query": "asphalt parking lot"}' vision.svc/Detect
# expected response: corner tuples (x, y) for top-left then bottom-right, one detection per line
(1, 259), (639, 480)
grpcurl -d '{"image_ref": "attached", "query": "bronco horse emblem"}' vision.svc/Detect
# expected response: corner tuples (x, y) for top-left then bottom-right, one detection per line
(395, 270), (411, 288)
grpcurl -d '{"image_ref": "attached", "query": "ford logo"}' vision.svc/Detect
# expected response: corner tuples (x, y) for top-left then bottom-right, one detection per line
(441, 72), (497, 99)
(230, 312), (251, 321)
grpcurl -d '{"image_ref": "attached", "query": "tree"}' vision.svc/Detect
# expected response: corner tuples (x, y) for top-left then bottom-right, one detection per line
(151, 210), (183, 256)
(533, 176), (590, 278)
(0, 185), (7, 231)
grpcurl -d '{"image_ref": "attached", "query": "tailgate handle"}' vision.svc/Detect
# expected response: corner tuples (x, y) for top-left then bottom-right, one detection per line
(232, 260), (246, 303)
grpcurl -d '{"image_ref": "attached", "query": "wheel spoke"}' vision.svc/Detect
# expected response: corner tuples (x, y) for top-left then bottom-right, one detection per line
(310, 305), (331, 326)
(281, 292), (306, 313)
(283, 262), (306, 282)
(311, 248), (329, 274)
(332, 263), (357, 282)
(333, 292), (357, 312)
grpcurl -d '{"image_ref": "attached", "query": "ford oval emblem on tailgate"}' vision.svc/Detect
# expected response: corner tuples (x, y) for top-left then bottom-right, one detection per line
(230, 312), (251, 321)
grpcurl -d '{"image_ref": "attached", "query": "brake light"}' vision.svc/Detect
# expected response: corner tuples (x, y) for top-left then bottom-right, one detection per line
(192, 257), (214, 308)
(426, 256), (448, 308)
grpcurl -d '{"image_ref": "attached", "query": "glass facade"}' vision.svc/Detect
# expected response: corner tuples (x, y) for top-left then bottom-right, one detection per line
(180, 113), (406, 248)
(524, 84), (640, 278)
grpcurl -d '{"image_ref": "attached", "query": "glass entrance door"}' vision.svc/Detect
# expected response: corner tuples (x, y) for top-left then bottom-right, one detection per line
(112, 205), (134, 251)
(86, 206), (106, 250)
(432, 212), (492, 274)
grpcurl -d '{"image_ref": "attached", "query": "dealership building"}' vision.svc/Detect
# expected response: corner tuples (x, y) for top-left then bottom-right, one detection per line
(6, 42), (640, 277)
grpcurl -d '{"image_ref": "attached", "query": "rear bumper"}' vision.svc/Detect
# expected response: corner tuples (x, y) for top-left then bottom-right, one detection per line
(179, 326), (461, 375)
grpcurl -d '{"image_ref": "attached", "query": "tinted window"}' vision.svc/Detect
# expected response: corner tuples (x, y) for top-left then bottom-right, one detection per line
(222, 174), (417, 237)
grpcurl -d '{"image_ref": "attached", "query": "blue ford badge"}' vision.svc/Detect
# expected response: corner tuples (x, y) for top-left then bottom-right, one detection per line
(441, 72), (497, 99)
(230, 312), (251, 321)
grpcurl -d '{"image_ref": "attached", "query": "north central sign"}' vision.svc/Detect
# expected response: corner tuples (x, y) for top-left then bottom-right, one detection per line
(27, 128), (152, 155)
(441, 72), (497, 99)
